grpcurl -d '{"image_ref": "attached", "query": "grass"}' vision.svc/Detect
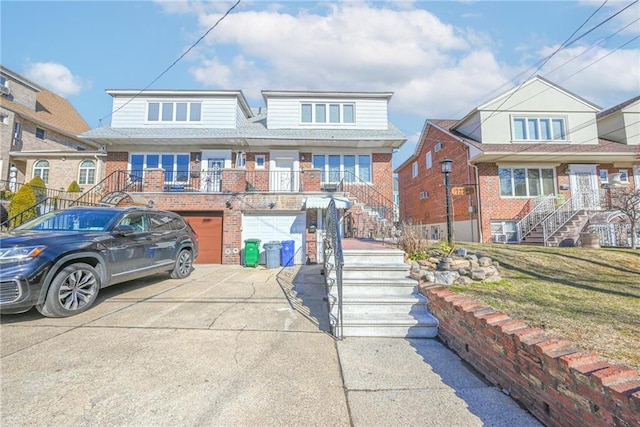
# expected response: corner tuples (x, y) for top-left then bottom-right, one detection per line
(443, 243), (640, 372)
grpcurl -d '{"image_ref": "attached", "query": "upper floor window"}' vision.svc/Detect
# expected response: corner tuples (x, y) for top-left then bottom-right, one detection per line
(0, 114), (7, 125)
(312, 154), (371, 183)
(13, 122), (21, 145)
(147, 102), (202, 122)
(513, 117), (566, 141)
(499, 167), (555, 197)
(36, 128), (46, 139)
(78, 160), (96, 185)
(426, 151), (432, 169)
(412, 162), (418, 178)
(301, 102), (355, 124)
(34, 160), (50, 183)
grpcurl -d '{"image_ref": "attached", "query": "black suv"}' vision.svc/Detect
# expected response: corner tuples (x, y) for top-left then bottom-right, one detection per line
(0, 206), (198, 317)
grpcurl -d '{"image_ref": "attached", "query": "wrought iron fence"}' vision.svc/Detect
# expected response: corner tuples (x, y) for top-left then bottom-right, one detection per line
(323, 199), (344, 340)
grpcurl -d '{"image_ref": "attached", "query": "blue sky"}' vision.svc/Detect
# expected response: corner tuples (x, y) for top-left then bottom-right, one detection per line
(2, 0), (639, 166)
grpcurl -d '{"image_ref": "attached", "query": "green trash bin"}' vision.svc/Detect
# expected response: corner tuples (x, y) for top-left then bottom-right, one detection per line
(244, 239), (261, 267)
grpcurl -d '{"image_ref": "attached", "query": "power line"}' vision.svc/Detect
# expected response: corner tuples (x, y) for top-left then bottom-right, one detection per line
(98, 0), (242, 125)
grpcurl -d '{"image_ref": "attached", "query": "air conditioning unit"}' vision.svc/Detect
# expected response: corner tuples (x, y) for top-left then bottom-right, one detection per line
(492, 233), (507, 243)
(419, 191), (429, 199)
(0, 85), (10, 96)
(434, 142), (443, 152)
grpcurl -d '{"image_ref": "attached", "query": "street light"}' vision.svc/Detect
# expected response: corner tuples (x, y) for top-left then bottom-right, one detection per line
(440, 157), (453, 246)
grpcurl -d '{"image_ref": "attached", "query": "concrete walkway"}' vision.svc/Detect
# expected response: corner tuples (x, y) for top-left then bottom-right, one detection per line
(1, 264), (540, 426)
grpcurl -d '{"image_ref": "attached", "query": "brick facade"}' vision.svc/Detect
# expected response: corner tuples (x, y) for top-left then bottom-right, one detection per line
(422, 284), (640, 427)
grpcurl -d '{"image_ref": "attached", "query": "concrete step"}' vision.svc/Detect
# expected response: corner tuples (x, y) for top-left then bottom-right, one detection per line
(342, 265), (410, 280)
(343, 248), (406, 264)
(331, 310), (439, 338)
(335, 285), (422, 299)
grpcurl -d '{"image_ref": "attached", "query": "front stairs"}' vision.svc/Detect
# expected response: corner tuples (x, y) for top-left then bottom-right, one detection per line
(328, 247), (439, 338)
(521, 210), (591, 246)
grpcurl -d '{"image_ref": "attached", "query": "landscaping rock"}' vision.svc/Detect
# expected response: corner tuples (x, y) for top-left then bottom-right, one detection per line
(434, 270), (460, 286)
(421, 270), (436, 283)
(483, 275), (503, 283)
(455, 276), (474, 286)
(478, 256), (492, 267)
(470, 268), (487, 281)
(410, 261), (421, 273)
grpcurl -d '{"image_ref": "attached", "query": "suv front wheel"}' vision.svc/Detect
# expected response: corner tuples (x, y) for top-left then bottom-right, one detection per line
(37, 263), (101, 317)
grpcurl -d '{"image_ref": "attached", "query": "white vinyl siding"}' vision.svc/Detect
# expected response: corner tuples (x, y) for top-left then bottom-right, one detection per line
(266, 96), (388, 130)
(111, 95), (241, 128)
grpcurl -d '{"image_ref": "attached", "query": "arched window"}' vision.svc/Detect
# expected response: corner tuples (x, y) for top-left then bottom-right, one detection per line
(33, 160), (50, 183)
(78, 160), (96, 185)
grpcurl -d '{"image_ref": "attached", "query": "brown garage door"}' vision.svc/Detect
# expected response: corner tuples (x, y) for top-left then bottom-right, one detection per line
(177, 212), (223, 264)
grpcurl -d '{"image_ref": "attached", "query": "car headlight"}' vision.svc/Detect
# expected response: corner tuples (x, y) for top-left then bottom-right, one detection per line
(0, 246), (47, 264)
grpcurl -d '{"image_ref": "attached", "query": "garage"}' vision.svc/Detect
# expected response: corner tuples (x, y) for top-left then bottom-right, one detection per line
(242, 213), (306, 265)
(176, 211), (223, 264)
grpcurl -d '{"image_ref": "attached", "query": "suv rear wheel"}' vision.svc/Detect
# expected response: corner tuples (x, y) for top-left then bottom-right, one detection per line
(37, 263), (101, 317)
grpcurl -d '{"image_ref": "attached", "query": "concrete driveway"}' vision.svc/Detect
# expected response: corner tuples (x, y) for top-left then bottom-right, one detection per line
(1, 264), (539, 426)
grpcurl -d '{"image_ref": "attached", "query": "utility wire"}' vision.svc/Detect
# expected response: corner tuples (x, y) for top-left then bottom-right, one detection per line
(99, 0), (242, 125)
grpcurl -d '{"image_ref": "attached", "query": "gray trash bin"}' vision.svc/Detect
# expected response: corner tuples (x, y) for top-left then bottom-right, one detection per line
(264, 241), (282, 269)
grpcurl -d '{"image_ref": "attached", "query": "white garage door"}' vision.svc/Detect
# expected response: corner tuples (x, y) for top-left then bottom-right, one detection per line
(241, 213), (306, 265)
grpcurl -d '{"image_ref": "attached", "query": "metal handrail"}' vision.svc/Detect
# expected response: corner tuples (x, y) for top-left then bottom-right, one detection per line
(324, 199), (344, 340)
(71, 170), (144, 206)
(541, 196), (577, 245)
(338, 170), (401, 224)
(515, 195), (556, 242)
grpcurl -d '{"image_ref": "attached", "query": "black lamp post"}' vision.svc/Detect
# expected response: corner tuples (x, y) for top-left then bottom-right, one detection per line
(440, 157), (453, 246)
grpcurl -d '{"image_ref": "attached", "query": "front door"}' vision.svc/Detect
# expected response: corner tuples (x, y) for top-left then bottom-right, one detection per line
(270, 157), (295, 192)
(201, 158), (224, 192)
(569, 164), (600, 210)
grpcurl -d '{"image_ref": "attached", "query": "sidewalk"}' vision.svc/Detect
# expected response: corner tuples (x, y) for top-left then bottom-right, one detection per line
(1, 264), (540, 426)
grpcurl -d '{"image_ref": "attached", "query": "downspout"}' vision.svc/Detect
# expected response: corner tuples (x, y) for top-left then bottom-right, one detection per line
(471, 163), (483, 243)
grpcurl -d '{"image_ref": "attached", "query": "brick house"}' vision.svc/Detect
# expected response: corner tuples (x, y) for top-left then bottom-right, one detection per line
(80, 89), (405, 264)
(0, 65), (105, 192)
(396, 76), (639, 246)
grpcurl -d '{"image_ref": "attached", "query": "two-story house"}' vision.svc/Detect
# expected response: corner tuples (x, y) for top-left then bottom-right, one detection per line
(80, 89), (405, 265)
(396, 76), (639, 246)
(0, 65), (105, 193)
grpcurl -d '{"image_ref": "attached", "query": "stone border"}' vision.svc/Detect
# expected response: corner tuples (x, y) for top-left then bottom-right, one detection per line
(420, 284), (640, 427)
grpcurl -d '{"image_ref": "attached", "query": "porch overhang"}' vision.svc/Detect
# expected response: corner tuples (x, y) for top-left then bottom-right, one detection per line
(304, 196), (350, 209)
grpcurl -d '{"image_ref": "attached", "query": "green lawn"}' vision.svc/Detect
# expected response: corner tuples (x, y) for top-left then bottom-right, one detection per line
(446, 243), (640, 371)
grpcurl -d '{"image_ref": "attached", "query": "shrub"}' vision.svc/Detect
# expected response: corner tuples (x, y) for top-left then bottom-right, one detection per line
(398, 221), (431, 260)
(7, 183), (37, 227)
(27, 176), (47, 201)
(67, 181), (82, 193)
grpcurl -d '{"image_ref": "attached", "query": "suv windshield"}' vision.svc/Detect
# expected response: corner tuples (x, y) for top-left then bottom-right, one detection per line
(15, 210), (119, 232)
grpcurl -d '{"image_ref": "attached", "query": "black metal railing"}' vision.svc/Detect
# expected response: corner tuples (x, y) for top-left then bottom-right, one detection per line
(337, 171), (401, 224)
(71, 170), (144, 206)
(323, 199), (344, 340)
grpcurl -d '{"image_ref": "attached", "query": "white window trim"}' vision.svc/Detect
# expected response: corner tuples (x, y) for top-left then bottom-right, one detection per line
(145, 101), (202, 123)
(311, 153), (372, 183)
(129, 153), (192, 183)
(426, 151), (432, 169)
(618, 169), (629, 183)
(511, 115), (568, 142)
(498, 166), (557, 198)
(412, 162), (418, 178)
(599, 169), (609, 183)
(300, 102), (355, 125)
(33, 160), (50, 184)
(78, 160), (97, 185)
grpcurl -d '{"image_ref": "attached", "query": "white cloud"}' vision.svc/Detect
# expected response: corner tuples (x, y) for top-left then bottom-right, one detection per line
(24, 62), (87, 97)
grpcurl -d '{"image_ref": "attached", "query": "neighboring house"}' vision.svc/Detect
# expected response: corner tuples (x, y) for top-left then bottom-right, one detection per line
(0, 65), (105, 192)
(80, 89), (405, 264)
(396, 76), (639, 246)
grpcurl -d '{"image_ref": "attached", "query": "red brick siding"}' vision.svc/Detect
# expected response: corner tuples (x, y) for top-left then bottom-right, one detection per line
(397, 125), (475, 224)
(372, 153), (394, 203)
(106, 152), (128, 175)
(422, 285), (640, 427)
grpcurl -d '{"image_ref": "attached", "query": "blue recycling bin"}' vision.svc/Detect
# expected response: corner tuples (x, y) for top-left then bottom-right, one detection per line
(281, 240), (295, 267)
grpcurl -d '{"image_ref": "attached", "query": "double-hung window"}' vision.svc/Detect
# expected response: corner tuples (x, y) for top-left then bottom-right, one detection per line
(499, 167), (555, 197)
(312, 154), (371, 183)
(78, 160), (96, 185)
(426, 151), (432, 169)
(513, 117), (566, 141)
(130, 153), (190, 183)
(34, 160), (50, 183)
(147, 102), (202, 122)
(412, 162), (418, 178)
(301, 103), (355, 124)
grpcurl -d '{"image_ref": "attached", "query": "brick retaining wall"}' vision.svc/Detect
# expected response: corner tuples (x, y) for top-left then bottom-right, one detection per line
(420, 284), (640, 427)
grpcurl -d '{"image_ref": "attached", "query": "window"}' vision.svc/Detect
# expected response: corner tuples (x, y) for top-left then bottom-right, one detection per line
(78, 160), (96, 185)
(34, 160), (50, 183)
(130, 153), (190, 183)
(600, 169), (609, 183)
(313, 154), (371, 183)
(13, 122), (21, 145)
(434, 142), (443, 152)
(36, 128), (46, 139)
(300, 102), (355, 124)
(0, 114), (7, 125)
(147, 102), (202, 122)
(426, 151), (432, 169)
(499, 167), (555, 197)
(255, 155), (266, 169)
(619, 170), (629, 183)
(235, 152), (246, 168)
(412, 162), (418, 178)
(513, 117), (566, 141)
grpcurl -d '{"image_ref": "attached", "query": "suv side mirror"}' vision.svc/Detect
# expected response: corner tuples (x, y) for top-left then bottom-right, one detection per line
(113, 224), (135, 235)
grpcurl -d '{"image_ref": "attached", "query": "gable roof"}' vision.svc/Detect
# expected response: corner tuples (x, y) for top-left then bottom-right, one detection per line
(1, 89), (91, 136)
(597, 95), (640, 119)
(453, 75), (601, 131)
